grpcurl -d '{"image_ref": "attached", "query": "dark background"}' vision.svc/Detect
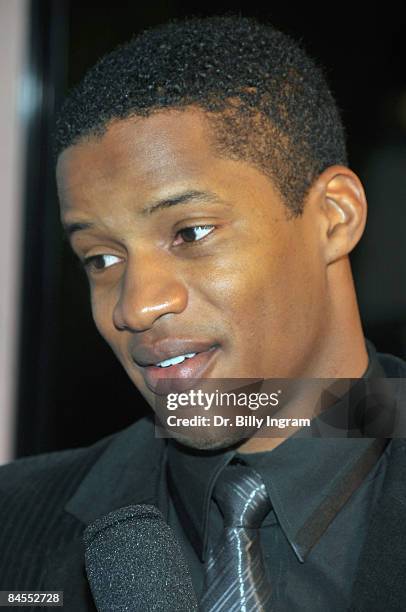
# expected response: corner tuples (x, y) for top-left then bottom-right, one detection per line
(15, 0), (406, 457)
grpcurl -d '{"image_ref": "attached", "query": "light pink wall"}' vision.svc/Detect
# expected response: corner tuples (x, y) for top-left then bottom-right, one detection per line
(0, 0), (29, 464)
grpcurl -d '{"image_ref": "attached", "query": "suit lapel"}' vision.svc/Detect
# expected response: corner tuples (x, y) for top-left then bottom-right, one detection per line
(65, 415), (168, 523)
(350, 438), (406, 611)
(44, 416), (168, 609)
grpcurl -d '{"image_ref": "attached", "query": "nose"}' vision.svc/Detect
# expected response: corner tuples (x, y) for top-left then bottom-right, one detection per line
(112, 252), (188, 332)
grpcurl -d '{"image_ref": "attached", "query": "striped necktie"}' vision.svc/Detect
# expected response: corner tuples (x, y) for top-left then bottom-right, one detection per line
(200, 463), (273, 612)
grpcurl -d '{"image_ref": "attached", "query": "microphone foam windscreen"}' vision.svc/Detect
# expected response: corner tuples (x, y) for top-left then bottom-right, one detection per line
(83, 504), (198, 612)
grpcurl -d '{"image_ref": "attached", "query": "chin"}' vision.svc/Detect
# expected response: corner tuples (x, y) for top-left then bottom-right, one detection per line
(168, 428), (252, 452)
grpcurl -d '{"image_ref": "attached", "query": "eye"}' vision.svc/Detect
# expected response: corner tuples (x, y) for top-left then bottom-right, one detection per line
(173, 225), (215, 246)
(83, 254), (122, 272)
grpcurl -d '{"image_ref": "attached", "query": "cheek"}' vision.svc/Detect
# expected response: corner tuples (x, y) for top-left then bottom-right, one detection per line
(192, 238), (291, 324)
(196, 231), (323, 345)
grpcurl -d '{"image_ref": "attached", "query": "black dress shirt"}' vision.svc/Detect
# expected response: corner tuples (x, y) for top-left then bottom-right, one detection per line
(166, 340), (392, 611)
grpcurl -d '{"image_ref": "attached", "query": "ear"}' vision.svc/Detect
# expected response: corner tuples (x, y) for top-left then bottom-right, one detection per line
(308, 165), (368, 265)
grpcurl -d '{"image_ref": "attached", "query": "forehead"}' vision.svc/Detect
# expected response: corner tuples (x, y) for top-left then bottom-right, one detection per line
(57, 108), (221, 202)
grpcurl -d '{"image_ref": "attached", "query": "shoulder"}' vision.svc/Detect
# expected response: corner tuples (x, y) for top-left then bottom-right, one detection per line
(0, 436), (112, 590)
(0, 432), (113, 501)
(0, 419), (154, 520)
(0, 417), (155, 590)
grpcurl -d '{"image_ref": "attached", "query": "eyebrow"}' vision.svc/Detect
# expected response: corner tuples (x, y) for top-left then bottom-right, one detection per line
(63, 189), (229, 238)
(140, 189), (228, 215)
(63, 221), (94, 238)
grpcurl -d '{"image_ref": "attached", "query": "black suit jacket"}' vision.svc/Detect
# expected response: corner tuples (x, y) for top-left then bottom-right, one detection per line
(1, 351), (406, 611)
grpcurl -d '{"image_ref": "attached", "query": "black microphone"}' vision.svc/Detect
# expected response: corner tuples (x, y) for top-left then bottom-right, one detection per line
(83, 505), (198, 611)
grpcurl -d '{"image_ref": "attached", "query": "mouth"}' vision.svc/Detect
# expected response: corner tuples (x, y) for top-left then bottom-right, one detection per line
(138, 344), (220, 394)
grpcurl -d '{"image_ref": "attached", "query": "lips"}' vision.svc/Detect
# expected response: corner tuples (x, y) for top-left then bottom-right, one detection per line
(132, 341), (220, 394)
(132, 339), (218, 367)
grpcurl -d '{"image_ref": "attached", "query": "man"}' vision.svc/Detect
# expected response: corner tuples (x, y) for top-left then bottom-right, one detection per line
(0, 14), (405, 612)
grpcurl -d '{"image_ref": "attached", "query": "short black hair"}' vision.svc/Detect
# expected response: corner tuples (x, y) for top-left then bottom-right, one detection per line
(55, 14), (348, 216)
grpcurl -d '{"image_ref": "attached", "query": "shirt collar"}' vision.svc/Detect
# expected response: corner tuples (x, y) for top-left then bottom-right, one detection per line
(237, 436), (387, 562)
(167, 338), (387, 562)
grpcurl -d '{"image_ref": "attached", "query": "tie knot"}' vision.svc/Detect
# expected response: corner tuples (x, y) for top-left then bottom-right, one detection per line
(213, 464), (272, 528)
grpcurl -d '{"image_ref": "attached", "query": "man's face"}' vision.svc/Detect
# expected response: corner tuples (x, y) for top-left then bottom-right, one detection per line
(57, 107), (328, 450)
